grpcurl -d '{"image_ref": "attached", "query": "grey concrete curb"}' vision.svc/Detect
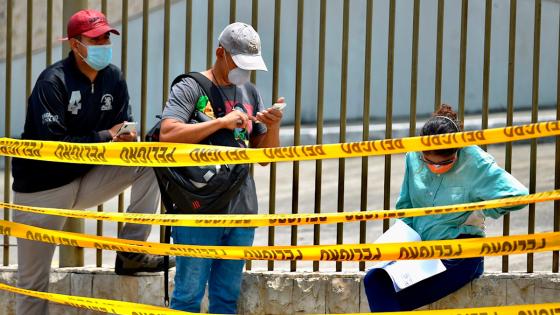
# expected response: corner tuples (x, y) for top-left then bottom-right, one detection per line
(0, 267), (558, 314)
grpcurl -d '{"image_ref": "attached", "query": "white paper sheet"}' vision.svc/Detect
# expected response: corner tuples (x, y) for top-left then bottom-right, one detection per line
(371, 219), (447, 292)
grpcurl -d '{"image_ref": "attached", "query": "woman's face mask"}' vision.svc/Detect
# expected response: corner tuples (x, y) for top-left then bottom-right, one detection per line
(421, 153), (457, 174)
(76, 40), (113, 71)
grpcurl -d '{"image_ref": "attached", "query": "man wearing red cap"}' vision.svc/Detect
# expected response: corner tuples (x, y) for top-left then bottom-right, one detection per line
(11, 9), (171, 315)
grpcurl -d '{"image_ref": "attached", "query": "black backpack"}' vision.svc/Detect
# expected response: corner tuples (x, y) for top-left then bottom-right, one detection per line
(145, 73), (250, 305)
(146, 72), (249, 216)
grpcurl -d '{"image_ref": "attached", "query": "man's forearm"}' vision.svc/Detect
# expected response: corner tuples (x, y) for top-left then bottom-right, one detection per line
(254, 126), (280, 149)
(160, 118), (226, 144)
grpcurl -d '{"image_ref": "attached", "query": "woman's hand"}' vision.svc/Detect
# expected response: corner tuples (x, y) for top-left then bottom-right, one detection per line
(463, 211), (486, 231)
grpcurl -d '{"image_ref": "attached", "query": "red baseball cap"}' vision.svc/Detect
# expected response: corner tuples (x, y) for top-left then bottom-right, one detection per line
(62, 9), (119, 40)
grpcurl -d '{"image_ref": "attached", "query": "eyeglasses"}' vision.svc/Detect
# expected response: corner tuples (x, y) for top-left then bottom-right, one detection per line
(420, 154), (456, 166)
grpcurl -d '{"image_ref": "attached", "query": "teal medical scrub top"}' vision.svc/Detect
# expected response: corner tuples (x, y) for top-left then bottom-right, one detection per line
(396, 146), (529, 241)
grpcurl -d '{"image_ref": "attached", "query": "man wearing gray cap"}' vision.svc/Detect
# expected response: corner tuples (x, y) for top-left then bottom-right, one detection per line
(159, 22), (284, 313)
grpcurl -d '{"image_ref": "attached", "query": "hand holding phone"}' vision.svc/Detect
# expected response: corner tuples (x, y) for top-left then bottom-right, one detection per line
(272, 102), (287, 111)
(115, 122), (137, 137)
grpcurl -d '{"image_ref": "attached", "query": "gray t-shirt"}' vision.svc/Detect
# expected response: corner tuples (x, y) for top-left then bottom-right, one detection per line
(162, 75), (267, 214)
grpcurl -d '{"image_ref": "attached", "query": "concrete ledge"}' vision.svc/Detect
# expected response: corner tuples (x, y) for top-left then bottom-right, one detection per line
(238, 271), (560, 314)
(0, 267), (558, 314)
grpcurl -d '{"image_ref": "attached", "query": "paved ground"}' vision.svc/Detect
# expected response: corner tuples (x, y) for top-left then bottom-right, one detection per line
(1, 114), (559, 273)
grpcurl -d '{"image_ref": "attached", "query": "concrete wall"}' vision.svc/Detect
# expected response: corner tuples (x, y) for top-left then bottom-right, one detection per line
(0, 267), (558, 314)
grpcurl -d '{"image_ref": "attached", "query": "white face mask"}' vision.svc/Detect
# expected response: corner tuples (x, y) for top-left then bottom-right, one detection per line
(225, 54), (251, 86)
(228, 67), (251, 86)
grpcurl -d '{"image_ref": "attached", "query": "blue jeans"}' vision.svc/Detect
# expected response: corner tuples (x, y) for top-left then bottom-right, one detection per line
(170, 227), (255, 314)
(363, 256), (484, 311)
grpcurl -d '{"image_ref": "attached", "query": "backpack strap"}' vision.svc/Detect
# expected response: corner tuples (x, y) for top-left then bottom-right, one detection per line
(163, 225), (172, 306)
(170, 72), (241, 148)
(157, 175), (176, 306)
(171, 72), (228, 118)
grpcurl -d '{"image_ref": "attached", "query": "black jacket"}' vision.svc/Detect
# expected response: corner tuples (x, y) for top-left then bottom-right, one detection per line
(12, 52), (132, 193)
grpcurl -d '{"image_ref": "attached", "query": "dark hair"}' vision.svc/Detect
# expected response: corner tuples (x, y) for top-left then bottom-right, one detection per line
(421, 104), (463, 156)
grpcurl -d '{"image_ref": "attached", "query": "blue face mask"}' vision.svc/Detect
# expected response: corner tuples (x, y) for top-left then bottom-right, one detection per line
(76, 41), (112, 71)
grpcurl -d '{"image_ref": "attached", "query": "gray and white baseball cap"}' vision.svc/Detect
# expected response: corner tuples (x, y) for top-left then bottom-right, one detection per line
(218, 22), (268, 71)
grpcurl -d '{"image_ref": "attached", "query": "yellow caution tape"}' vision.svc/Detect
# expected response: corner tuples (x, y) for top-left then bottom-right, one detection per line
(0, 219), (558, 261)
(337, 303), (560, 315)
(4, 190), (560, 227)
(1, 281), (557, 315)
(1, 121), (559, 166)
(0, 282), (191, 315)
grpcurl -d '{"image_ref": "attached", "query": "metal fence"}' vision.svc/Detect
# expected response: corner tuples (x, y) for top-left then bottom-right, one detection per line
(1, 0), (559, 273)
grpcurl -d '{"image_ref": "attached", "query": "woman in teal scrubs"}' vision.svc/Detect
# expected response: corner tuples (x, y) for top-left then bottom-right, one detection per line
(364, 104), (529, 312)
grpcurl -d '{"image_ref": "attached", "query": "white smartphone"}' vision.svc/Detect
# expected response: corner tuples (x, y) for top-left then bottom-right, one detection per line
(272, 102), (287, 111)
(115, 122), (137, 136)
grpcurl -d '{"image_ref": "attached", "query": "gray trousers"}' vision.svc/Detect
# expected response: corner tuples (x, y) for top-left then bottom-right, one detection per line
(12, 166), (160, 315)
